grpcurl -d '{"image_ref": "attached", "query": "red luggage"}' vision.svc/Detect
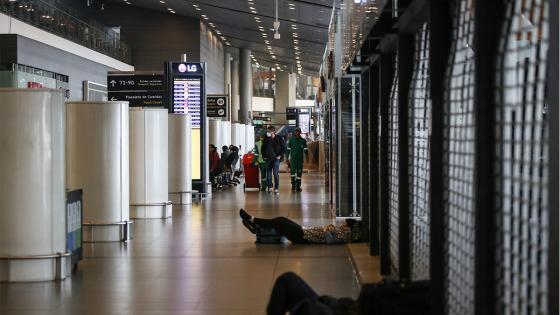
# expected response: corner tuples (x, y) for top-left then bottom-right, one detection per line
(242, 153), (260, 191)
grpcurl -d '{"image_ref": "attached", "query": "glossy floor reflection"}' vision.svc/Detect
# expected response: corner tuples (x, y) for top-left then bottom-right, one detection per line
(0, 173), (360, 315)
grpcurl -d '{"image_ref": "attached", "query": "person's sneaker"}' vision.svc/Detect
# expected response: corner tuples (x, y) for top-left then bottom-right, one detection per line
(267, 187), (272, 193)
(296, 187), (302, 192)
(274, 189), (279, 195)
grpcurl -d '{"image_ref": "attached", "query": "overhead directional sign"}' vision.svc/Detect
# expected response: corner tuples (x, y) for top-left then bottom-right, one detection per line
(107, 73), (164, 107)
(207, 95), (228, 118)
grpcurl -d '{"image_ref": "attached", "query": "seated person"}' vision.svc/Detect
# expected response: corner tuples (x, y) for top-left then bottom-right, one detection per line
(209, 144), (220, 184)
(228, 145), (240, 171)
(221, 145), (231, 161)
(239, 209), (359, 244)
(267, 272), (430, 315)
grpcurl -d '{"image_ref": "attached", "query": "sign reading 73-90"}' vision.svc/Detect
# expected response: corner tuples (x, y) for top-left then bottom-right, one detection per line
(107, 73), (164, 107)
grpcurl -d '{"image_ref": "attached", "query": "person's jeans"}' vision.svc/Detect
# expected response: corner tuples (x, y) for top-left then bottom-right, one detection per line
(266, 159), (280, 189)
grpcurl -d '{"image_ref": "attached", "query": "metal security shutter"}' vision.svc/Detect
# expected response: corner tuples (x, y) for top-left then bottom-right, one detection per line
(443, 1), (476, 314)
(495, 0), (550, 314)
(409, 23), (431, 281)
(388, 56), (400, 275)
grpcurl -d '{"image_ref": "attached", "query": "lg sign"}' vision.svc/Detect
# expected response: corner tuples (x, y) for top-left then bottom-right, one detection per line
(178, 64), (198, 73)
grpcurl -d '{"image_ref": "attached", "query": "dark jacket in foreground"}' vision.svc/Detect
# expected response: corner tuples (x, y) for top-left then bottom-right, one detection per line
(262, 135), (287, 161)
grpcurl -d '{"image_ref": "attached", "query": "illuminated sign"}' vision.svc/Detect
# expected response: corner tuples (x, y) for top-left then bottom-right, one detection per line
(165, 62), (206, 187)
(173, 77), (202, 126)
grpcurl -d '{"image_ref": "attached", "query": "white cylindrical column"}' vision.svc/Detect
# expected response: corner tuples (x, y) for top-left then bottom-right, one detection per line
(129, 109), (171, 219)
(168, 114), (192, 205)
(246, 125), (255, 154)
(231, 123), (239, 149)
(209, 119), (222, 149)
(66, 101), (131, 242)
(238, 124), (247, 155)
(0, 89), (69, 282)
(221, 121), (232, 148)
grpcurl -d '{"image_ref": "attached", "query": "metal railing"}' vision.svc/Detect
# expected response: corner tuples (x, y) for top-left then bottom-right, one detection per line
(0, 0), (131, 63)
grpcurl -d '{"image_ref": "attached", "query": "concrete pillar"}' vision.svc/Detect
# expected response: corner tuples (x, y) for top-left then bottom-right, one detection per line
(224, 52), (232, 121)
(274, 71), (297, 124)
(239, 49), (252, 124)
(231, 58), (240, 122)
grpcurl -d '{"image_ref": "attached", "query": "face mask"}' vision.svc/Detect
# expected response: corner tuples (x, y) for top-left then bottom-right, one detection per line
(267, 132), (272, 137)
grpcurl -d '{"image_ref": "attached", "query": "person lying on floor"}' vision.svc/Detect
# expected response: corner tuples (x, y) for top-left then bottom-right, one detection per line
(266, 271), (430, 315)
(239, 209), (361, 244)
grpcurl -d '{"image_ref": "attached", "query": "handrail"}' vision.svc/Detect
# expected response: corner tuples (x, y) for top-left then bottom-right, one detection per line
(0, 0), (131, 63)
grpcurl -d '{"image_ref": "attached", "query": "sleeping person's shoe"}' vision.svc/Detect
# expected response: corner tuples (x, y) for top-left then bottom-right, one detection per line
(239, 208), (252, 221)
(242, 219), (258, 234)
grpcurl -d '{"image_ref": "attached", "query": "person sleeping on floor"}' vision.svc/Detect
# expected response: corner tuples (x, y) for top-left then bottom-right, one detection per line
(239, 209), (362, 244)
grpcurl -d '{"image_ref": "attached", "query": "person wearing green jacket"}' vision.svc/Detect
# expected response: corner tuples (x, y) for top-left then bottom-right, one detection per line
(287, 127), (308, 192)
(254, 134), (267, 191)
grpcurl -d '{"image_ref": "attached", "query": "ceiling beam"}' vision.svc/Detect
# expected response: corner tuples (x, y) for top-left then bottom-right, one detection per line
(209, 21), (327, 46)
(192, 2), (330, 29)
(291, 0), (336, 9)
(224, 35), (324, 58)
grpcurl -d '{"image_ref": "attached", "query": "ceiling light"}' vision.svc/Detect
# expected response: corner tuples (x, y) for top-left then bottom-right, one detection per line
(170, 10), (175, 13)
(159, 0), (165, 3)
(249, 6), (255, 10)
(195, 7), (201, 11)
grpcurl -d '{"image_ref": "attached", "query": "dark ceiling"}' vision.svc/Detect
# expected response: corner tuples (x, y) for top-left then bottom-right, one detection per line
(111, 0), (334, 75)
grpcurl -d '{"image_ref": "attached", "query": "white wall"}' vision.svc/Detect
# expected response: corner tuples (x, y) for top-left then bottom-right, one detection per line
(252, 97), (274, 112)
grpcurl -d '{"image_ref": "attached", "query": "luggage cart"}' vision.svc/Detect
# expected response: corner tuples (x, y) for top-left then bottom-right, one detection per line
(242, 153), (260, 191)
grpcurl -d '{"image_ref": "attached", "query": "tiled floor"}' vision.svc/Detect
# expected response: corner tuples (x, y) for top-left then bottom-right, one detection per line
(0, 173), (360, 314)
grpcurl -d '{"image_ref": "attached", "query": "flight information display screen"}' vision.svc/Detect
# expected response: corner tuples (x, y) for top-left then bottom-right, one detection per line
(173, 77), (202, 127)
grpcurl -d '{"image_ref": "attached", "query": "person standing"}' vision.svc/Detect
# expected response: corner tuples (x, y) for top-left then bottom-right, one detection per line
(254, 134), (267, 191)
(287, 127), (307, 192)
(262, 126), (286, 195)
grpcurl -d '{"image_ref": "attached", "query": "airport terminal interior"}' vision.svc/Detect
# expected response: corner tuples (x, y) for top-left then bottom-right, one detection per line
(0, 0), (558, 314)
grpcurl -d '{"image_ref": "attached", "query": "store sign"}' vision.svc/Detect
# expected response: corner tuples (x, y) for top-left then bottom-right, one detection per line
(107, 73), (164, 107)
(207, 95), (228, 118)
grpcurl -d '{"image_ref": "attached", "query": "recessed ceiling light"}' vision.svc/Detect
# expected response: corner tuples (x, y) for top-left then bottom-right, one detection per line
(249, 6), (255, 10)
(170, 10), (176, 13)
(195, 8), (201, 11)
(159, 0), (165, 3)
